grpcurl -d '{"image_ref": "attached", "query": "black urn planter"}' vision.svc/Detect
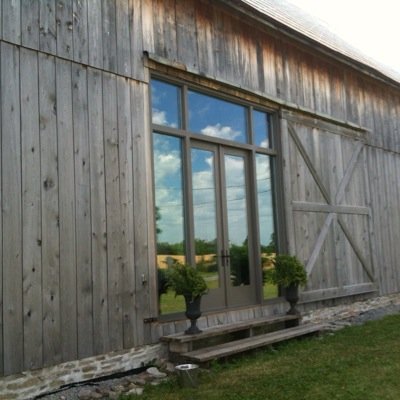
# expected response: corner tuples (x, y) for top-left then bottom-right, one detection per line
(184, 295), (202, 335)
(285, 283), (300, 316)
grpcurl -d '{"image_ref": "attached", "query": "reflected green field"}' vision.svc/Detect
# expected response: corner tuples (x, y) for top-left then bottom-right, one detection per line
(159, 280), (279, 315)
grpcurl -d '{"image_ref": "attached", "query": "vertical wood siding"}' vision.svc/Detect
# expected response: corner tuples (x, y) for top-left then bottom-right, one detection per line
(0, 43), (149, 375)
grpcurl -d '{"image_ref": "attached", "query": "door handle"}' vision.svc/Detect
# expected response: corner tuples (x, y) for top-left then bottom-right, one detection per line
(220, 249), (230, 267)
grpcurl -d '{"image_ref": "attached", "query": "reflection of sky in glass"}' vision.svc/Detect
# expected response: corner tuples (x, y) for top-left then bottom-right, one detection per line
(151, 79), (181, 128)
(192, 148), (217, 243)
(153, 133), (185, 244)
(224, 155), (248, 245)
(256, 154), (275, 246)
(188, 90), (247, 143)
(253, 110), (270, 148)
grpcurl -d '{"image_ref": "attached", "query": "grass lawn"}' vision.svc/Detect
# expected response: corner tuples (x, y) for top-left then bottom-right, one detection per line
(122, 314), (400, 400)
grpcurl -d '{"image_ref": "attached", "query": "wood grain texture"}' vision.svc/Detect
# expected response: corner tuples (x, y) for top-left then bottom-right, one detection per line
(21, 0), (40, 48)
(2, 42), (23, 375)
(20, 48), (43, 371)
(72, 0), (89, 64)
(56, 0), (74, 59)
(88, 68), (109, 355)
(116, 0), (132, 76)
(103, 71), (124, 350)
(39, 53), (61, 367)
(117, 76), (136, 348)
(102, 0), (117, 72)
(130, 0), (144, 81)
(87, 0), (103, 68)
(39, 0), (57, 54)
(56, 58), (78, 362)
(2, 0), (21, 44)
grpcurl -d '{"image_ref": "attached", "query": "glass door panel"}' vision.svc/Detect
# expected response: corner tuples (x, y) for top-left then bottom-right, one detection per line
(191, 148), (220, 291)
(256, 154), (278, 299)
(224, 154), (250, 287)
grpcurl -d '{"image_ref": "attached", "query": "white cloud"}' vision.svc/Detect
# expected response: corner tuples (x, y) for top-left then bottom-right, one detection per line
(201, 123), (241, 141)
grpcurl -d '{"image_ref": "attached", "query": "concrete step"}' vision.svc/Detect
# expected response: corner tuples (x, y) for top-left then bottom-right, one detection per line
(182, 323), (326, 363)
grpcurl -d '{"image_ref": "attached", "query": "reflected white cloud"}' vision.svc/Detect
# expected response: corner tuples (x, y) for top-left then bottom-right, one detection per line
(152, 108), (178, 128)
(201, 123), (241, 141)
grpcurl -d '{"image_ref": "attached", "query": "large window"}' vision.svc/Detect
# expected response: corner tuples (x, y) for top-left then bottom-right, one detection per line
(151, 77), (278, 315)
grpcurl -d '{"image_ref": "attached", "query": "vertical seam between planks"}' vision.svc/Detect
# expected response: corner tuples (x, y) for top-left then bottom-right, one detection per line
(71, 62), (78, 358)
(38, 52), (45, 368)
(101, 71), (110, 344)
(0, 41), (3, 374)
(18, 42), (25, 368)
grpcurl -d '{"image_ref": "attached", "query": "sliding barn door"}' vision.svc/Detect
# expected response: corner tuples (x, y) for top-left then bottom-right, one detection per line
(281, 112), (376, 302)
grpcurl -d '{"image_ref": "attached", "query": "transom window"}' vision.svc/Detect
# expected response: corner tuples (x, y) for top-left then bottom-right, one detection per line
(151, 77), (278, 315)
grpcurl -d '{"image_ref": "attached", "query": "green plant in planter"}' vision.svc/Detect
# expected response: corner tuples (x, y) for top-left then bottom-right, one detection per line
(167, 262), (209, 334)
(266, 254), (307, 317)
(167, 262), (208, 301)
(266, 254), (307, 287)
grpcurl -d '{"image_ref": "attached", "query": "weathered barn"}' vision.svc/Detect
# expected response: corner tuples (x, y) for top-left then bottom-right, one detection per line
(1, 0), (400, 396)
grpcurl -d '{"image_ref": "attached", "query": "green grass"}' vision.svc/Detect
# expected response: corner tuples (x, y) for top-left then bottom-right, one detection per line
(123, 314), (400, 400)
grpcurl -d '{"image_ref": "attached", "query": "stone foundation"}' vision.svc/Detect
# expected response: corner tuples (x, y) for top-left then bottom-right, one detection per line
(0, 344), (166, 400)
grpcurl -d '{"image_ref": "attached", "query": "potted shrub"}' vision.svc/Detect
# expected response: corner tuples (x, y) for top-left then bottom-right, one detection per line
(167, 262), (208, 334)
(266, 254), (307, 316)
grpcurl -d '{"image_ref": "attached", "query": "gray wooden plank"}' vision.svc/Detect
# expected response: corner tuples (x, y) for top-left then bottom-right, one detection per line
(0, 43), (2, 376)
(39, 0), (57, 54)
(195, 0), (214, 78)
(56, 0), (74, 59)
(72, 63), (94, 358)
(102, 0), (117, 72)
(72, 0), (89, 64)
(175, 0), (198, 71)
(56, 58), (78, 362)
(20, 48), (43, 371)
(39, 53), (61, 367)
(1, 42), (23, 375)
(116, 0), (131, 76)
(143, 82), (158, 341)
(88, 67), (109, 355)
(117, 76), (136, 348)
(131, 81), (150, 345)
(141, 0), (155, 57)
(103, 71), (124, 350)
(87, 0), (103, 68)
(129, 0), (144, 81)
(2, 0), (21, 44)
(21, 0), (40, 48)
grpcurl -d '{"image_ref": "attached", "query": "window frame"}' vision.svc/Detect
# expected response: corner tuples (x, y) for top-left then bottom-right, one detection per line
(150, 72), (287, 317)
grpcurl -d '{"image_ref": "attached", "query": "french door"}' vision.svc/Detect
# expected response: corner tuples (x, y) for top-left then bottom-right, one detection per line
(190, 142), (257, 310)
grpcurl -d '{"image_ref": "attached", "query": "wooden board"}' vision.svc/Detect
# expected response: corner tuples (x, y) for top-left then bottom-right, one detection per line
(56, 57), (77, 362)
(1, 42), (23, 375)
(21, 0), (40, 48)
(103, 71), (123, 350)
(102, 0), (117, 72)
(116, 0), (132, 76)
(56, 0), (73, 59)
(39, 0), (57, 54)
(117, 76), (136, 348)
(2, 0), (21, 44)
(87, 0), (103, 68)
(39, 52), (61, 367)
(73, 0), (89, 64)
(20, 48), (43, 371)
(88, 68), (109, 355)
